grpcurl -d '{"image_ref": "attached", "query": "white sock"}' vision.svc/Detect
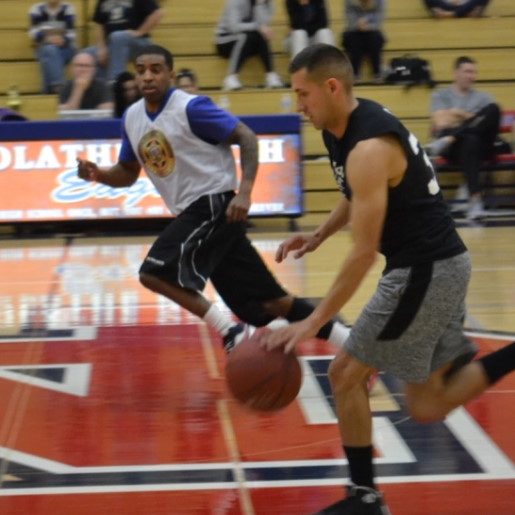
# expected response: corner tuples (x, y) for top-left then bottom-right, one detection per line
(266, 318), (289, 330)
(327, 322), (351, 348)
(203, 304), (234, 337)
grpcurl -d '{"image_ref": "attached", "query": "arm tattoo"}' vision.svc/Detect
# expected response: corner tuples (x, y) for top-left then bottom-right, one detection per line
(229, 121), (259, 185)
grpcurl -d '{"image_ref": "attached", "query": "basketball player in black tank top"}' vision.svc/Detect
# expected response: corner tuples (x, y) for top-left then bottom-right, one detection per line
(262, 44), (515, 515)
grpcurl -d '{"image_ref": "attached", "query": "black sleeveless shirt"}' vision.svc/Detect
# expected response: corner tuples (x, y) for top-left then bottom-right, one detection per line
(322, 98), (466, 270)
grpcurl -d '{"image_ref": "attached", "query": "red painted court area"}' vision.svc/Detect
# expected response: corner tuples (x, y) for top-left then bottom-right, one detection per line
(0, 235), (514, 514)
(0, 324), (514, 515)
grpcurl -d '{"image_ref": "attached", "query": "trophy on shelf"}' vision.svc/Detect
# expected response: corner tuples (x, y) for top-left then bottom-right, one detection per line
(7, 84), (22, 111)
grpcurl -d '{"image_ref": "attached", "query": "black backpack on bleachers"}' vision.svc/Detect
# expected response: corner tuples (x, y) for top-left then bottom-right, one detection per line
(385, 55), (436, 89)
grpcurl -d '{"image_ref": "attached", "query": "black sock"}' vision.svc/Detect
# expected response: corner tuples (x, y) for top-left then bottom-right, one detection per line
(343, 445), (375, 491)
(478, 342), (515, 385)
(286, 297), (333, 340)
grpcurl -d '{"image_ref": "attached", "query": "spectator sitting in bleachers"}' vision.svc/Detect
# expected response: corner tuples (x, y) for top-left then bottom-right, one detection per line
(175, 68), (199, 94)
(342, 0), (386, 83)
(87, 0), (164, 82)
(215, 0), (284, 91)
(59, 52), (114, 113)
(28, 0), (77, 94)
(425, 56), (500, 220)
(113, 71), (141, 118)
(285, 0), (335, 58)
(423, 0), (491, 18)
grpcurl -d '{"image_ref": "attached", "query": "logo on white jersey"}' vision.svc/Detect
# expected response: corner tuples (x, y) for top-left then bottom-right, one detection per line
(138, 130), (174, 177)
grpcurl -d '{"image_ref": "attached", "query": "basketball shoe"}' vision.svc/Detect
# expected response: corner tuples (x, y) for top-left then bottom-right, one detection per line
(223, 323), (246, 353)
(310, 485), (391, 515)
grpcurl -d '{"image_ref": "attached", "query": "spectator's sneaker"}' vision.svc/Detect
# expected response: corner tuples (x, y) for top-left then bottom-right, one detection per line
(222, 74), (243, 91)
(309, 485), (391, 515)
(222, 323), (246, 354)
(450, 184), (469, 213)
(467, 197), (486, 220)
(265, 71), (284, 89)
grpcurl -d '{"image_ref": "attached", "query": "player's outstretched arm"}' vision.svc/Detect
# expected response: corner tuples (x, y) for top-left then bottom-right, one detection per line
(275, 233), (320, 263)
(276, 197), (351, 263)
(313, 196), (351, 241)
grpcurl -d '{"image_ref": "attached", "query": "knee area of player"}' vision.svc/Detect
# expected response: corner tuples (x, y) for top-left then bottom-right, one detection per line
(405, 400), (448, 425)
(327, 357), (363, 391)
(404, 387), (450, 424)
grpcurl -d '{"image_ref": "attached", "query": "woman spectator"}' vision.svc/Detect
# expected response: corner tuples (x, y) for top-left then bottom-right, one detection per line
(215, 0), (284, 90)
(285, 0), (335, 58)
(342, 0), (386, 83)
(28, 0), (76, 94)
(112, 71), (141, 118)
(59, 52), (114, 113)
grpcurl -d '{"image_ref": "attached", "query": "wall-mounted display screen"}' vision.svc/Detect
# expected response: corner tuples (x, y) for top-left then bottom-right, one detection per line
(0, 116), (303, 223)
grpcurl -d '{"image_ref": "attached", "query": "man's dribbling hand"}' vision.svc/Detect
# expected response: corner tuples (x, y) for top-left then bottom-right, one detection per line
(260, 319), (317, 354)
(275, 233), (321, 263)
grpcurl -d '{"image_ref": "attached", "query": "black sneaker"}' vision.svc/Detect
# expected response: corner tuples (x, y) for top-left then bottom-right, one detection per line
(310, 485), (391, 515)
(222, 323), (246, 354)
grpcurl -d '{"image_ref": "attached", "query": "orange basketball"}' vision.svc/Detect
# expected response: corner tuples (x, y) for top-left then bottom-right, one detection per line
(225, 327), (302, 411)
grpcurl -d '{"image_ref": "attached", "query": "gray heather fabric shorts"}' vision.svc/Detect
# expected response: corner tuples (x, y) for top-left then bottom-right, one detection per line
(344, 252), (477, 383)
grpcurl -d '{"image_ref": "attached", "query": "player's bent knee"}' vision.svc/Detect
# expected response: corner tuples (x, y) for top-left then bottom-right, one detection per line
(409, 408), (446, 425)
(327, 353), (363, 394)
(406, 397), (448, 424)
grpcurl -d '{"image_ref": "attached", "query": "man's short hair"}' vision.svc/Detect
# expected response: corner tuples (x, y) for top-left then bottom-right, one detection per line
(133, 45), (174, 70)
(454, 56), (476, 69)
(289, 43), (353, 90)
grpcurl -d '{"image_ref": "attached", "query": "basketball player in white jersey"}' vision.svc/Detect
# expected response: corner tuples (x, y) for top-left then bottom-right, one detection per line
(77, 44), (350, 353)
(262, 44), (515, 515)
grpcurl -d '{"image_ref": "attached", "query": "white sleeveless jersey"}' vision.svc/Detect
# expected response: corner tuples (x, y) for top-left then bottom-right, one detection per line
(123, 89), (238, 215)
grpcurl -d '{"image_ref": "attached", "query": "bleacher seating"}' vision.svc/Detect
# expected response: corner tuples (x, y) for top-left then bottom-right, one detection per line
(1, 0), (514, 223)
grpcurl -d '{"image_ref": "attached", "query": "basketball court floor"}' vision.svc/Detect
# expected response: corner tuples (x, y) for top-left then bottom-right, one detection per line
(0, 224), (514, 514)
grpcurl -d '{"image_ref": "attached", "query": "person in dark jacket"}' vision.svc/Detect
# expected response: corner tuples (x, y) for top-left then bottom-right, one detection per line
(285, 0), (335, 58)
(342, 0), (386, 82)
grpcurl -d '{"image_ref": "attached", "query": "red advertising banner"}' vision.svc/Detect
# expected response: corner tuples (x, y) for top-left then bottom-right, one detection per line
(0, 134), (302, 222)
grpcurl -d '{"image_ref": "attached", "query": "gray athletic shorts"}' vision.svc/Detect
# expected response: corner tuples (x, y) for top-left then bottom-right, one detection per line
(344, 252), (477, 383)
